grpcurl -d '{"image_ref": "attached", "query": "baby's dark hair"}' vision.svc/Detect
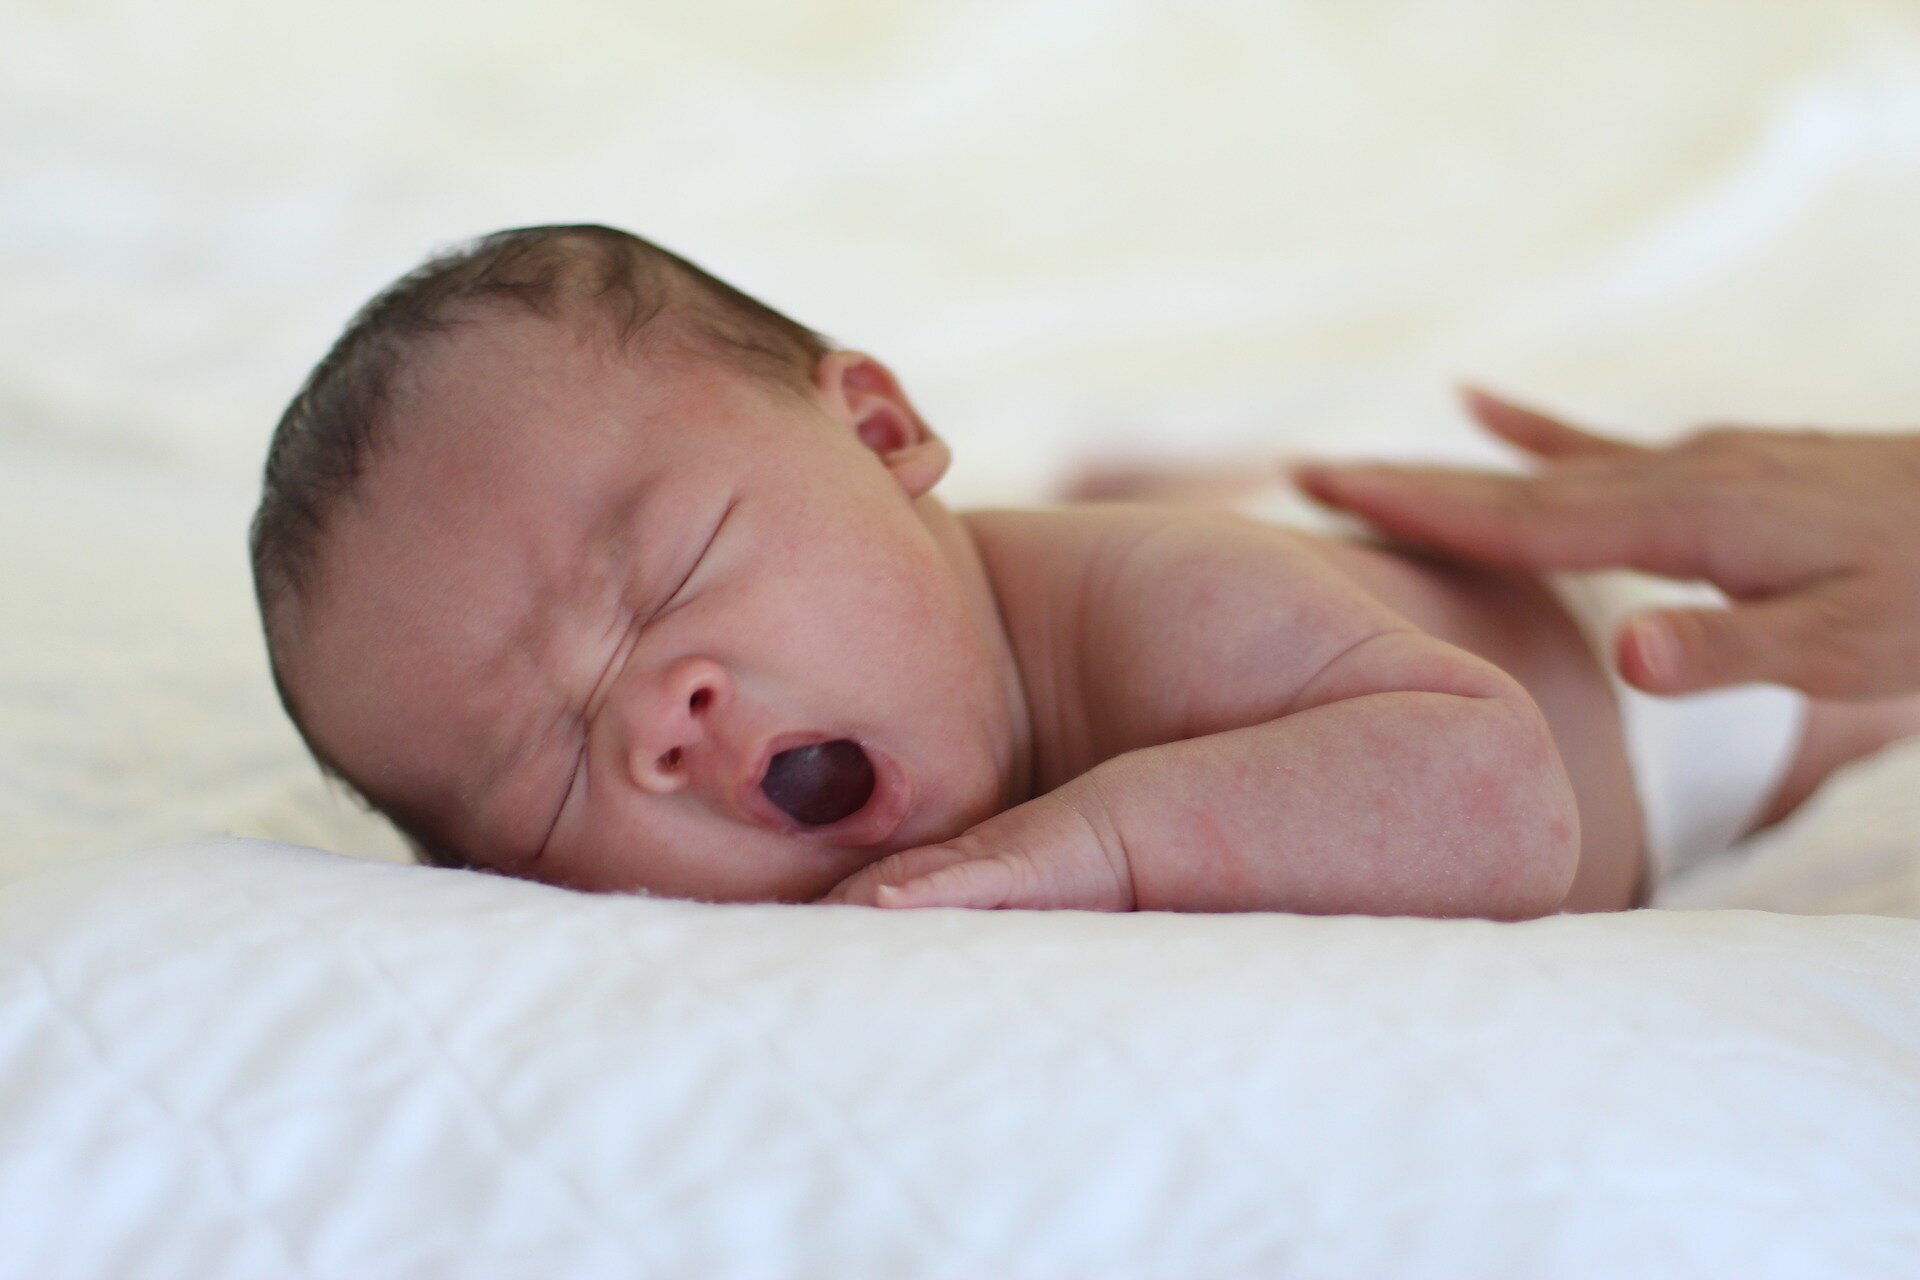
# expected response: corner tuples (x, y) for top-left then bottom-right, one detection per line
(249, 223), (831, 869)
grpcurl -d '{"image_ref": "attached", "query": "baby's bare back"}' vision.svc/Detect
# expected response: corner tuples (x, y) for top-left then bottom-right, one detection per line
(960, 503), (1643, 912)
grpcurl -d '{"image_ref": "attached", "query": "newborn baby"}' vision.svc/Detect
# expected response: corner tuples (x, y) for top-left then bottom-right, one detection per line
(251, 224), (1920, 918)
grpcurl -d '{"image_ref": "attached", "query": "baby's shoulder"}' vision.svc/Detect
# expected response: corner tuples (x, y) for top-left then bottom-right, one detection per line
(1068, 502), (1408, 647)
(965, 499), (1342, 578)
(964, 503), (1411, 742)
(968, 501), (1395, 617)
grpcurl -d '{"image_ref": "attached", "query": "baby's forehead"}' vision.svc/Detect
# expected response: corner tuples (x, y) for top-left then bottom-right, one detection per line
(397, 310), (768, 468)
(346, 321), (768, 599)
(343, 309), (812, 616)
(398, 310), (636, 429)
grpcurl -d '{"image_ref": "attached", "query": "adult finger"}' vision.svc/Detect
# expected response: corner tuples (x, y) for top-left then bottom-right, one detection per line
(1616, 585), (1866, 697)
(1460, 385), (1646, 461)
(1290, 462), (1712, 579)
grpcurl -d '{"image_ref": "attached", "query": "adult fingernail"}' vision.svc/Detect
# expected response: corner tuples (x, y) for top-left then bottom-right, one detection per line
(1292, 461), (1381, 490)
(1626, 615), (1679, 684)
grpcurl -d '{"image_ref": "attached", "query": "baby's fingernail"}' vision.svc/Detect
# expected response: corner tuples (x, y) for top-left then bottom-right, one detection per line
(875, 884), (904, 906)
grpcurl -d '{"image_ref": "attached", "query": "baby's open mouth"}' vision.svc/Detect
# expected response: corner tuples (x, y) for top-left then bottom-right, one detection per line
(760, 738), (876, 826)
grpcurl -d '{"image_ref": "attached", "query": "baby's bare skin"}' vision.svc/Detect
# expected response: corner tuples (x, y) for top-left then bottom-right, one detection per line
(859, 502), (1586, 917)
(1033, 460), (1920, 911)
(1024, 462), (1641, 911)
(283, 312), (1901, 918)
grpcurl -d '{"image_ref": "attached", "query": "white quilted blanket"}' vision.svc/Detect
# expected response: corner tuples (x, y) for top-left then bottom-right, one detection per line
(3, 840), (1917, 1278)
(7, 0), (1920, 1274)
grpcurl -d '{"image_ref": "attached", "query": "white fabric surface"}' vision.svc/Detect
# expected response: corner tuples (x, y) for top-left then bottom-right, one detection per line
(7, 0), (1920, 1275)
(1544, 571), (1806, 882)
(3, 839), (1917, 1279)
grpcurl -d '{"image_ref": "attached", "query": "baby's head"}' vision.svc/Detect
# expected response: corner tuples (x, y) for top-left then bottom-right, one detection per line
(252, 225), (1028, 902)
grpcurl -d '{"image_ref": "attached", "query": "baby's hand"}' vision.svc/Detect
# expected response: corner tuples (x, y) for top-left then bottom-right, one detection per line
(818, 782), (1136, 911)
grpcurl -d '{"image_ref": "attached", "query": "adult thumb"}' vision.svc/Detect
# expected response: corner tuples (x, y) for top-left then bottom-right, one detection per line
(1616, 599), (1815, 694)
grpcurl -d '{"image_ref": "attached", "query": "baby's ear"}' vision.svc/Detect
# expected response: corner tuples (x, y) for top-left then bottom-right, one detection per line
(813, 351), (950, 499)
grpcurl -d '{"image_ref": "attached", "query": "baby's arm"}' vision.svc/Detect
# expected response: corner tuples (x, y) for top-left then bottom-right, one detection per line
(1082, 629), (1576, 917)
(828, 630), (1576, 919)
(826, 511), (1580, 919)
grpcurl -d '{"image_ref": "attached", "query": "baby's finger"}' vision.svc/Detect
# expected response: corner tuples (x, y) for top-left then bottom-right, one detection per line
(876, 857), (1020, 910)
(1459, 385), (1645, 461)
(817, 842), (977, 905)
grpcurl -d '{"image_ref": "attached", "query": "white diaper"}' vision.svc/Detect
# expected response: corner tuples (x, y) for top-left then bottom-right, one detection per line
(1543, 571), (1806, 887)
(1226, 486), (1806, 889)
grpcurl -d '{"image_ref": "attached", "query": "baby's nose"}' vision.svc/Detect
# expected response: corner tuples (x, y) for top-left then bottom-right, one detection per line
(622, 656), (731, 795)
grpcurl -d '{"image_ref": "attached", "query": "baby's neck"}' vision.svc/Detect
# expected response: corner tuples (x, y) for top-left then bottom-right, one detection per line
(922, 498), (1106, 805)
(943, 504), (1126, 801)
(913, 496), (1051, 809)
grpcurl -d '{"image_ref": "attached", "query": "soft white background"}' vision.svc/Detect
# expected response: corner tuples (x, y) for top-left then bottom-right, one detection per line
(5, 0), (1920, 899)
(5, 8), (1920, 1276)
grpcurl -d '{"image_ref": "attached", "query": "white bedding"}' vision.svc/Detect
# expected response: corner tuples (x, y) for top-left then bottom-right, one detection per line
(3, 839), (1917, 1278)
(6, 0), (1920, 1274)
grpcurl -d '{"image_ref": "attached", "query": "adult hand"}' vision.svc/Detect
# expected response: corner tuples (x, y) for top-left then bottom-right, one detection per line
(1292, 388), (1920, 699)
